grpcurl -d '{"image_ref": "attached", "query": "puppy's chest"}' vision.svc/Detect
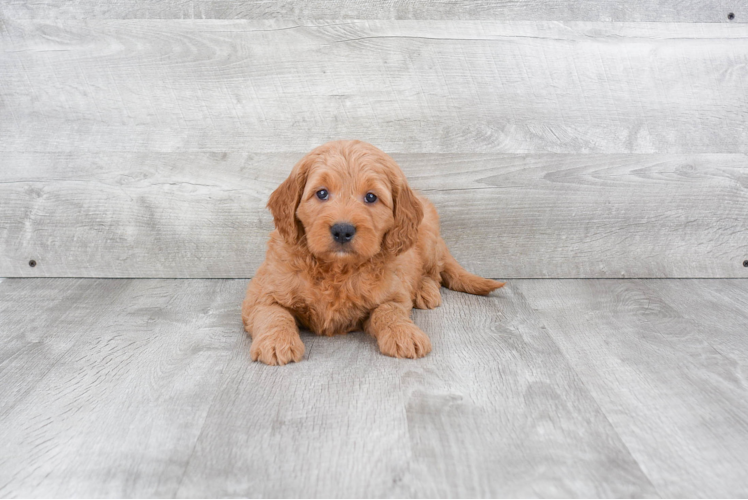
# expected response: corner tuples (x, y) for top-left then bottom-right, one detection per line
(291, 274), (384, 336)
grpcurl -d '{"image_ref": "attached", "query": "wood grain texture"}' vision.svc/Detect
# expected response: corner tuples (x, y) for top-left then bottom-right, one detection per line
(643, 279), (748, 380)
(2, 152), (746, 278)
(0, 279), (131, 417)
(515, 279), (748, 497)
(393, 285), (654, 498)
(0, 278), (245, 498)
(2, 20), (748, 154)
(2, 0), (744, 22)
(177, 286), (656, 498)
(0, 278), (660, 497)
(3, 278), (748, 496)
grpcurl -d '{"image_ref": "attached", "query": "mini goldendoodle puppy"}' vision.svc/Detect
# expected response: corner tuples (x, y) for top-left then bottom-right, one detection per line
(242, 140), (504, 365)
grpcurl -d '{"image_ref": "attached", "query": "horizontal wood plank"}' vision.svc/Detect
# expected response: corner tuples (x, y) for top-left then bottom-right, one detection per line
(1, 0), (744, 22)
(1, 152), (746, 278)
(2, 20), (748, 154)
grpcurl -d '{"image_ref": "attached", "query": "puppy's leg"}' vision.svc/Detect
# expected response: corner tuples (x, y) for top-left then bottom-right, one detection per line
(414, 276), (442, 310)
(244, 303), (305, 366)
(365, 301), (431, 359)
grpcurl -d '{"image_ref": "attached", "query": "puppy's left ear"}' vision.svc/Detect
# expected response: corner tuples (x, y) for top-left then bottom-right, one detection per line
(267, 155), (312, 245)
(383, 177), (424, 255)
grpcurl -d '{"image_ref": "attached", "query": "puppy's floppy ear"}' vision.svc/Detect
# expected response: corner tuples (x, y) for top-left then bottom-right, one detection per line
(383, 176), (424, 255)
(267, 155), (313, 245)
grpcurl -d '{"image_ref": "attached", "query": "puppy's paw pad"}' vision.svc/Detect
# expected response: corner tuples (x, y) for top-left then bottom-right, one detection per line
(377, 323), (432, 359)
(414, 278), (442, 310)
(250, 331), (305, 366)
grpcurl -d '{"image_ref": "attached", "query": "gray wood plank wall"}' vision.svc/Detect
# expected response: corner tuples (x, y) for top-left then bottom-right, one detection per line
(2, 0), (744, 22)
(1, 8), (747, 278)
(1, 152), (746, 278)
(4, 21), (748, 154)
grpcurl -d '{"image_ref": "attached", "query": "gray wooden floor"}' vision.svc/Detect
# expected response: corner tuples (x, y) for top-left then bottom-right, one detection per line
(1, 278), (746, 497)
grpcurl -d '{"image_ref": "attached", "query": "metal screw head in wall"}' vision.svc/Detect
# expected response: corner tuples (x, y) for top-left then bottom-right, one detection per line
(728, 12), (735, 20)
(744, 260), (748, 268)
(29, 260), (37, 267)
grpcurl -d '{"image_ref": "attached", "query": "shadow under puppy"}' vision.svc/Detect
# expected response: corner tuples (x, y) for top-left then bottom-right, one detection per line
(242, 140), (504, 365)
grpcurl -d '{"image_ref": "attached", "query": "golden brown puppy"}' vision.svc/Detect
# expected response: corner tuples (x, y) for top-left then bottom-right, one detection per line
(242, 140), (504, 365)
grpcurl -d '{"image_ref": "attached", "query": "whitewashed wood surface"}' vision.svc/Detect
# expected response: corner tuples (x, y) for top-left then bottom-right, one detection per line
(2, 0), (744, 22)
(0, 278), (746, 497)
(514, 279), (748, 497)
(2, 21), (747, 154)
(2, 18), (747, 278)
(2, 153), (746, 278)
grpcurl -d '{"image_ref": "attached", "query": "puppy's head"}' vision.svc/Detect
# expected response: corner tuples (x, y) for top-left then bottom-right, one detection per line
(268, 140), (423, 262)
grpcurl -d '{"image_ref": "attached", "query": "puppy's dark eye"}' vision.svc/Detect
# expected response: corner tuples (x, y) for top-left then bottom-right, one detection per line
(364, 192), (377, 204)
(316, 189), (329, 200)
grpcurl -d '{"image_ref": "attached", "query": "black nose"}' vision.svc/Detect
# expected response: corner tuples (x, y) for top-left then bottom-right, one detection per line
(330, 223), (356, 244)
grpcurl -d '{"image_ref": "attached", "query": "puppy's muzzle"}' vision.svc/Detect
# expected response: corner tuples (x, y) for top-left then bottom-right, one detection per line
(330, 223), (356, 244)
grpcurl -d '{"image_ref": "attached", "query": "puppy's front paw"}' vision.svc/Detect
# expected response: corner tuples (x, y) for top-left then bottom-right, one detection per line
(377, 322), (432, 359)
(250, 330), (305, 366)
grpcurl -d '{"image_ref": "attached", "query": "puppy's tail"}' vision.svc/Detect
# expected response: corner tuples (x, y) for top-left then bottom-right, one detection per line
(440, 248), (505, 296)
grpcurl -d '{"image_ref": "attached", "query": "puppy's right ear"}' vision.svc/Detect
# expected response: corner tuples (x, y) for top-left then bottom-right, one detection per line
(267, 155), (313, 245)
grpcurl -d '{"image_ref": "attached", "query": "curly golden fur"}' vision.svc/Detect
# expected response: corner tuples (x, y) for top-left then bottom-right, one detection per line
(242, 140), (504, 365)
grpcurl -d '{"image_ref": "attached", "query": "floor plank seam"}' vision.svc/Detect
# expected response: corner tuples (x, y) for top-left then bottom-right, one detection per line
(511, 284), (663, 497)
(0, 280), (132, 419)
(172, 283), (243, 497)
